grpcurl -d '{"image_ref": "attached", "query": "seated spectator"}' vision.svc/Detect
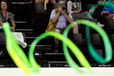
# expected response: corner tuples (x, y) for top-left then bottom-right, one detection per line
(67, 0), (88, 35)
(46, 1), (78, 51)
(102, 0), (114, 19)
(46, 1), (74, 32)
(0, 0), (27, 48)
(0, 0), (16, 31)
(0, 0), (16, 46)
(102, 0), (114, 28)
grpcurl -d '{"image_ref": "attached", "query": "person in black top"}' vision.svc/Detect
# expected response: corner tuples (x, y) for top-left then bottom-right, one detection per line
(0, 0), (16, 31)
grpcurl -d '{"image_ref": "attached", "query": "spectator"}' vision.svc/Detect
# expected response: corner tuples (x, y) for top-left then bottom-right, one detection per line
(46, 1), (78, 51)
(102, 0), (114, 28)
(0, 0), (16, 31)
(67, 0), (83, 34)
(46, 1), (74, 32)
(0, 0), (16, 46)
(102, 0), (114, 19)
(0, 0), (27, 48)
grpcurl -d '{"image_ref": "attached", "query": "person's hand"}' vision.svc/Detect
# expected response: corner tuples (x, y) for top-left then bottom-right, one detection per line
(61, 10), (66, 15)
(10, 27), (15, 32)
